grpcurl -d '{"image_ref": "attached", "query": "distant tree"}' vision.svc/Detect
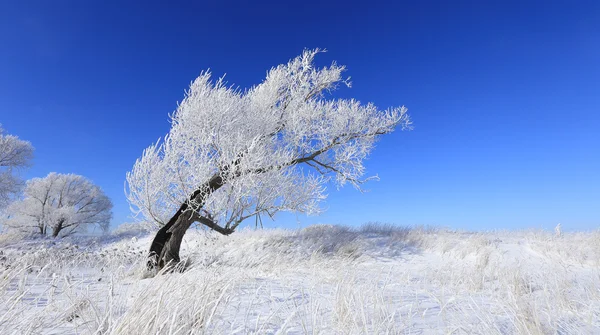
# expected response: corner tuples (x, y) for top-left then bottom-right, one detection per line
(3, 173), (112, 237)
(126, 49), (411, 271)
(0, 125), (34, 209)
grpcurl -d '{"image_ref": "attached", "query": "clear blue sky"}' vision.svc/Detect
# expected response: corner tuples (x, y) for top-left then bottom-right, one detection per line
(1, 1), (598, 231)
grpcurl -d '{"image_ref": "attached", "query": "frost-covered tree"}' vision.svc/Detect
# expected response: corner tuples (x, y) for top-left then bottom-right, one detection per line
(3, 173), (112, 237)
(126, 49), (411, 271)
(0, 125), (34, 209)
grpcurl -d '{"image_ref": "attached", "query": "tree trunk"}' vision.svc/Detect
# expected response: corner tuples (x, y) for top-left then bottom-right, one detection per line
(147, 209), (185, 270)
(158, 213), (196, 269)
(52, 227), (61, 238)
(52, 220), (64, 238)
(147, 174), (228, 272)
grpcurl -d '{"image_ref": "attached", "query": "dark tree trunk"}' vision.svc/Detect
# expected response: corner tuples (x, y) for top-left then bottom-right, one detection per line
(52, 227), (61, 238)
(157, 213), (195, 269)
(147, 208), (185, 270)
(52, 219), (64, 238)
(147, 174), (232, 272)
(147, 208), (194, 270)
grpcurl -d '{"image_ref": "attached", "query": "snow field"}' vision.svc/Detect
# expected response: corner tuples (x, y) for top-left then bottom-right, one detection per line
(0, 224), (599, 334)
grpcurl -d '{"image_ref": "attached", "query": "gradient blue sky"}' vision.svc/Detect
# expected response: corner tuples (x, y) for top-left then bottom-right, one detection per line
(1, 1), (598, 231)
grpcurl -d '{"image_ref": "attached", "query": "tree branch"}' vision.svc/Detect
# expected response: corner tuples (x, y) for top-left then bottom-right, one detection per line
(195, 214), (234, 235)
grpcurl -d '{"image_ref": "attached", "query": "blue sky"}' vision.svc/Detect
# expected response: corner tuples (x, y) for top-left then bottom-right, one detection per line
(1, 1), (598, 231)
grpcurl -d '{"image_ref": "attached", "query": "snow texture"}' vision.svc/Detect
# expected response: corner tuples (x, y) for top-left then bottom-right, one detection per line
(0, 223), (598, 334)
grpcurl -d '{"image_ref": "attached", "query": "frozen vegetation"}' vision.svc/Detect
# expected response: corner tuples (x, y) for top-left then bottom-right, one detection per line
(0, 223), (599, 334)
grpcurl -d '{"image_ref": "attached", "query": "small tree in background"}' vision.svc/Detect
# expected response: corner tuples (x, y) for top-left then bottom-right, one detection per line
(126, 49), (411, 271)
(0, 125), (34, 210)
(3, 173), (112, 237)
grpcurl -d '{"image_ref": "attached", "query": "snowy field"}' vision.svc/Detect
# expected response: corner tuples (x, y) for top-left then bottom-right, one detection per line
(0, 223), (599, 334)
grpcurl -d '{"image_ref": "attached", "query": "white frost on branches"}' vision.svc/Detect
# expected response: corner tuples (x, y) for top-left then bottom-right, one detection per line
(126, 49), (411, 229)
(3, 173), (113, 237)
(0, 125), (34, 209)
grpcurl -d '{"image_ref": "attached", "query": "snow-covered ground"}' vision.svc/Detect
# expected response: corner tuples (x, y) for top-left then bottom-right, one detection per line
(0, 224), (599, 334)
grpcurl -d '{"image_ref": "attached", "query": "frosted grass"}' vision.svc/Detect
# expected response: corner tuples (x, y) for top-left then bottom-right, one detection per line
(0, 224), (599, 334)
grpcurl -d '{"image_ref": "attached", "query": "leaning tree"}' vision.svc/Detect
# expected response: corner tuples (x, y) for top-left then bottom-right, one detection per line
(0, 125), (34, 210)
(126, 49), (411, 271)
(3, 173), (113, 237)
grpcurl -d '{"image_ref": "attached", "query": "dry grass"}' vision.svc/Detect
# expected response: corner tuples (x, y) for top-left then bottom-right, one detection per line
(0, 223), (599, 334)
